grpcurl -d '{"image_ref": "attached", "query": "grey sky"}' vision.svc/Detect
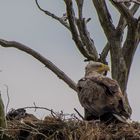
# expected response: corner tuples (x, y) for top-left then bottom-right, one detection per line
(0, 0), (139, 120)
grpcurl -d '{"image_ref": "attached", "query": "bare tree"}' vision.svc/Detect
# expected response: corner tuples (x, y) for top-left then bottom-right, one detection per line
(0, 0), (139, 118)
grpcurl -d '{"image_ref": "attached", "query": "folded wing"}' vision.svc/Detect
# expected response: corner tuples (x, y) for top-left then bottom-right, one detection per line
(77, 75), (130, 122)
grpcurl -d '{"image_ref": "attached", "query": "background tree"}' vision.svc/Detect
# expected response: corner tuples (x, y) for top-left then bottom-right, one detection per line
(0, 0), (139, 118)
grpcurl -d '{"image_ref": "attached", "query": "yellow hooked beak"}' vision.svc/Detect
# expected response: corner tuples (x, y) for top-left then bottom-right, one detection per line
(97, 64), (110, 73)
(102, 64), (110, 71)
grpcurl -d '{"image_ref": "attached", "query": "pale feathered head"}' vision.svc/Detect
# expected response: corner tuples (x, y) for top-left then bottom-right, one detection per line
(85, 61), (110, 76)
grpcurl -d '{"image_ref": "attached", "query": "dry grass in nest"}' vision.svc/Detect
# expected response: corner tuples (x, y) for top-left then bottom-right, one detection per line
(0, 108), (140, 140)
(0, 114), (139, 140)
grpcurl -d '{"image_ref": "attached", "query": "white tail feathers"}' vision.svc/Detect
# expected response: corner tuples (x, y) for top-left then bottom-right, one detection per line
(113, 113), (131, 124)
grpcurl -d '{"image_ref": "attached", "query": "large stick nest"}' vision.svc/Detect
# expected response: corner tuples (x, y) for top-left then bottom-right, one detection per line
(1, 108), (140, 140)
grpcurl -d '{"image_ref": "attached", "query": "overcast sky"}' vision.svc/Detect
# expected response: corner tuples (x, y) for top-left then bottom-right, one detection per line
(0, 0), (139, 120)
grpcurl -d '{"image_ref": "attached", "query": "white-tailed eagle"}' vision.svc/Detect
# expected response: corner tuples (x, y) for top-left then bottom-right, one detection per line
(77, 61), (130, 123)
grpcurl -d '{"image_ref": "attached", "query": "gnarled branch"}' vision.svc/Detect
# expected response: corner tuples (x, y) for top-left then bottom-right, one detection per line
(116, 3), (139, 31)
(75, 0), (98, 60)
(113, 0), (140, 5)
(35, 0), (70, 30)
(0, 39), (77, 92)
(64, 0), (98, 61)
(35, 0), (98, 61)
(76, 18), (98, 60)
(110, 0), (135, 23)
(116, 3), (139, 42)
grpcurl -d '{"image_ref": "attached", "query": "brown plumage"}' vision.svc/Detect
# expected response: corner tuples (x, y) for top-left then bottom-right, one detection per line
(77, 61), (130, 123)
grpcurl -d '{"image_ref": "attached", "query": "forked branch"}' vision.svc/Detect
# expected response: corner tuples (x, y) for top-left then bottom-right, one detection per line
(116, 3), (139, 40)
(110, 0), (135, 22)
(116, 3), (139, 29)
(113, 0), (140, 4)
(35, 0), (70, 30)
(35, 0), (98, 61)
(74, 0), (98, 60)
(64, 0), (98, 61)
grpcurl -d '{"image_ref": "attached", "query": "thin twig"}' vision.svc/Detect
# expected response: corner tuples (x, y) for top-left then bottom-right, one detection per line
(19, 106), (57, 116)
(74, 108), (84, 120)
(35, 0), (70, 30)
(33, 102), (37, 112)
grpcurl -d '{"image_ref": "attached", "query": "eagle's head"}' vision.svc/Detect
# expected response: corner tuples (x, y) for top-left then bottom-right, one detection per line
(85, 61), (110, 76)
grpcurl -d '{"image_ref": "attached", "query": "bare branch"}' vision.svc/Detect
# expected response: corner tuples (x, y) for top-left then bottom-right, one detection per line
(74, 0), (98, 60)
(35, 0), (98, 61)
(99, 43), (110, 64)
(116, 3), (139, 40)
(92, 0), (115, 39)
(0, 39), (77, 92)
(113, 0), (140, 4)
(74, 108), (84, 120)
(117, 3), (139, 28)
(35, 0), (70, 30)
(64, 0), (87, 58)
(110, 0), (135, 22)
(64, 0), (98, 61)
(76, 18), (98, 60)
(122, 20), (140, 80)
(131, 3), (140, 13)
(75, 0), (84, 19)
(19, 106), (57, 116)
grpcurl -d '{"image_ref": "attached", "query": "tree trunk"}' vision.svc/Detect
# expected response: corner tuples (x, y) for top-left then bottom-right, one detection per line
(110, 35), (132, 116)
